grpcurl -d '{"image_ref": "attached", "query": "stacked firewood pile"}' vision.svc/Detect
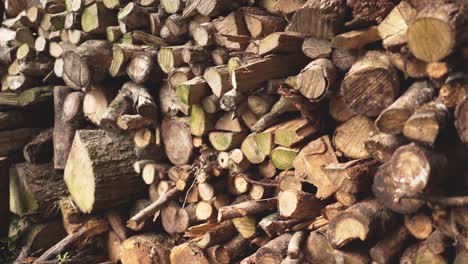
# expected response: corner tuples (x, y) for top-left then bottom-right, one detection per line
(1, 0), (468, 263)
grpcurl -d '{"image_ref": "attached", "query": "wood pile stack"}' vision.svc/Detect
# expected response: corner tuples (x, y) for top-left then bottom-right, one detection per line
(0, 0), (467, 263)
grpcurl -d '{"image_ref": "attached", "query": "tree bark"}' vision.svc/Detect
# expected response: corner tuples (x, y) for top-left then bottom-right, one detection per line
(62, 40), (112, 90)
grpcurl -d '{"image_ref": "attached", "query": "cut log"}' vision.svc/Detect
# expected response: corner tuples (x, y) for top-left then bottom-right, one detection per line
(375, 81), (437, 134)
(378, 1), (417, 49)
(158, 45), (187, 74)
(213, 11), (249, 50)
(293, 58), (337, 101)
(63, 40), (112, 90)
(391, 143), (447, 201)
(161, 117), (193, 165)
(255, 232), (292, 264)
(218, 198), (277, 222)
(369, 225), (411, 263)
(327, 199), (396, 248)
(286, 0), (346, 39)
(120, 234), (176, 264)
(258, 32), (303, 56)
(333, 115), (377, 159)
(364, 132), (407, 162)
(127, 49), (162, 85)
(118, 2), (149, 31)
(293, 135), (338, 199)
(244, 7), (287, 39)
(372, 162), (425, 214)
(64, 130), (146, 213)
(407, 3), (468, 62)
(331, 26), (381, 50)
(306, 227), (370, 263)
(81, 2), (117, 34)
(278, 190), (322, 219)
(340, 50), (400, 117)
(404, 213), (433, 240)
(271, 147), (299, 170)
(403, 101), (449, 145)
(11, 163), (67, 218)
(170, 242), (210, 264)
(346, 0), (394, 27)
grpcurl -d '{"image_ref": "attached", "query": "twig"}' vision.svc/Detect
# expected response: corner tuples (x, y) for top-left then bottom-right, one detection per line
(127, 187), (179, 230)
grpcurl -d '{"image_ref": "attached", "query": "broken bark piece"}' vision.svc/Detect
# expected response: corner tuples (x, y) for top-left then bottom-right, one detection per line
(293, 135), (338, 199)
(327, 199), (396, 248)
(403, 101), (450, 145)
(64, 130), (146, 213)
(63, 40), (112, 90)
(278, 190), (322, 219)
(333, 115), (377, 159)
(286, 0), (346, 39)
(341, 50), (400, 117)
(294, 58), (337, 101)
(407, 3), (468, 62)
(376, 81), (437, 134)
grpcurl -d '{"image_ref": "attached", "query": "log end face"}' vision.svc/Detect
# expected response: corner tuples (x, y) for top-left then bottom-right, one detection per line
(278, 190), (298, 218)
(407, 18), (455, 62)
(391, 144), (430, 197)
(63, 52), (90, 89)
(64, 133), (95, 214)
(328, 217), (369, 248)
(375, 109), (412, 134)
